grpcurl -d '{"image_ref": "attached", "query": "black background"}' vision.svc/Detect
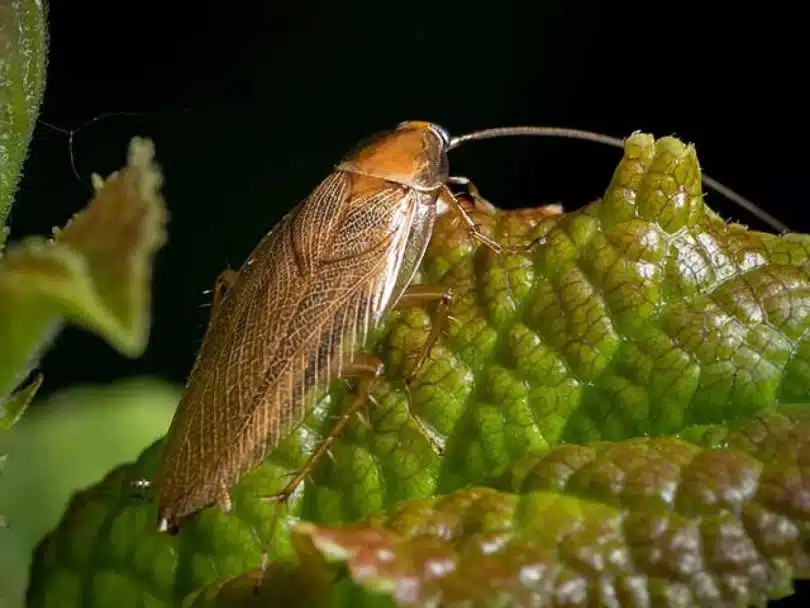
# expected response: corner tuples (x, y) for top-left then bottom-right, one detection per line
(11, 1), (808, 603)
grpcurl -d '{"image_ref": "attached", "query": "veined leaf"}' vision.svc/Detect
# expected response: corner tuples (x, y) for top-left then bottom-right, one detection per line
(196, 406), (810, 607)
(26, 134), (810, 606)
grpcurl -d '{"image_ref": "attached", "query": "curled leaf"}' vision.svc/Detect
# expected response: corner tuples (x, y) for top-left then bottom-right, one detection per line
(0, 0), (47, 225)
(0, 137), (168, 406)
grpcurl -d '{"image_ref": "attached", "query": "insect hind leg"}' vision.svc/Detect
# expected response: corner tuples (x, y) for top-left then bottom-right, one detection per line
(266, 355), (383, 505)
(253, 354), (384, 584)
(253, 321), (454, 583)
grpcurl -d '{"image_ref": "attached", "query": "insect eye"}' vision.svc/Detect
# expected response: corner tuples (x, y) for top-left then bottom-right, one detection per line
(396, 122), (451, 148)
(430, 124), (452, 148)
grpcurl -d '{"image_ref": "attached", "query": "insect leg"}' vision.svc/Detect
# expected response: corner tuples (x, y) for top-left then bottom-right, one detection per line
(255, 355), (385, 582)
(450, 175), (565, 219)
(210, 268), (238, 320)
(447, 175), (497, 214)
(440, 184), (547, 254)
(263, 354), (384, 508)
(383, 284), (454, 456)
(394, 284), (454, 386)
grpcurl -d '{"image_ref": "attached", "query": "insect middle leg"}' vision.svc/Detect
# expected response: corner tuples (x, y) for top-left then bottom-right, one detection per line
(381, 283), (457, 456)
(264, 286), (453, 505)
(394, 284), (454, 387)
(254, 286), (459, 579)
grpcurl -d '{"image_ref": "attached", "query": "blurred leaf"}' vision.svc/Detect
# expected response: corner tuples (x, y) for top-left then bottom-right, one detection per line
(0, 0), (47, 226)
(0, 454), (6, 526)
(27, 134), (810, 606)
(0, 378), (179, 608)
(184, 560), (339, 608)
(0, 137), (168, 408)
(0, 139), (167, 606)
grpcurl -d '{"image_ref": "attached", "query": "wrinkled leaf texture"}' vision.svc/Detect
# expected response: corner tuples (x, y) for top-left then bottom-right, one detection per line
(27, 134), (810, 607)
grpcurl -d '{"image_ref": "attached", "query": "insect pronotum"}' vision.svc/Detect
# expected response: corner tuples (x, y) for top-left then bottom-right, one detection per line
(151, 121), (786, 535)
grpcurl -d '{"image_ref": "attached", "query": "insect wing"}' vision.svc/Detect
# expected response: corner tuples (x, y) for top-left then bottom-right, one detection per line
(154, 171), (436, 520)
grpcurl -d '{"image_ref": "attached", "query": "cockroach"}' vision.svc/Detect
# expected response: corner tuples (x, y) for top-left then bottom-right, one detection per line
(151, 122), (786, 536)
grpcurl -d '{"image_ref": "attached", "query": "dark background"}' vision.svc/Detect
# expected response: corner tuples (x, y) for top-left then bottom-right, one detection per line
(10, 0), (807, 603)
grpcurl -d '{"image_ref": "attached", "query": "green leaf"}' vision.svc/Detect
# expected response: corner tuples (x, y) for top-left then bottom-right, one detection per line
(0, 371), (40, 430)
(0, 137), (168, 408)
(0, 138), (167, 588)
(0, 378), (179, 607)
(26, 134), (810, 606)
(186, 406), (810, 607)
(0, 0), (47, 227)
(185, 407), (810, 607)
(0, 454), (6, 528)
(185, 561), (339, 608)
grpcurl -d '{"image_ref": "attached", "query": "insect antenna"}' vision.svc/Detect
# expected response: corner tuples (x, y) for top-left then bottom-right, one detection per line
(449, 126), (789, 234)
(37, 108), (192, 193)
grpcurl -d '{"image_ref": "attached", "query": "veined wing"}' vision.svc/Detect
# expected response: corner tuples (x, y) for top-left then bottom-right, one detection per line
(155, 170), (436, 515)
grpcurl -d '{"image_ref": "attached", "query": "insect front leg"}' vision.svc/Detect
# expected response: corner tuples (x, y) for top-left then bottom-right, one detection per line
(447, 175), (497, 214)
(440, 182), (547, 254)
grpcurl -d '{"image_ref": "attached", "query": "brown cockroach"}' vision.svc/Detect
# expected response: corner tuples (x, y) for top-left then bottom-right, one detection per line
(152, 122), (786, 535)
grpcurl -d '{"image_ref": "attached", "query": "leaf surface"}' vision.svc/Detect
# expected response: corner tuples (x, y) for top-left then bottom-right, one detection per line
(26, 134), (810, 607)
(189, 407), (810, 607)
